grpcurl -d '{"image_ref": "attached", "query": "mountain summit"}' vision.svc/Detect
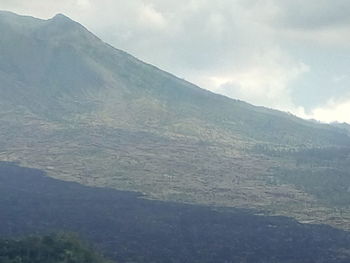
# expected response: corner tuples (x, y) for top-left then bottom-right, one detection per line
(1, 11), (350, 229)
(1, 11), (347, 145)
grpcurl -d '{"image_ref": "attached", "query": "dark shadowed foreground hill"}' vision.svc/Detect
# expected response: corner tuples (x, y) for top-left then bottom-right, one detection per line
(1, 10), (350, 228)
(1, 163), (350, 263)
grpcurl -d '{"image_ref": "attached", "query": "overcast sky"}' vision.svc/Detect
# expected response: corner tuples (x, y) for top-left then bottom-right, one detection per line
(1, 0), (350, 123)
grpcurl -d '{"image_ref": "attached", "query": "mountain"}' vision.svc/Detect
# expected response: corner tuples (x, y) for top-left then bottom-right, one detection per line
(1, 11), (350, 229)
(331, 122), (350, 135)
(1, 11), (348, 145)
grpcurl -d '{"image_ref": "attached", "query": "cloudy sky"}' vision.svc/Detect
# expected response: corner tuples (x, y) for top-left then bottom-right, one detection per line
(1, 0), (350, 123)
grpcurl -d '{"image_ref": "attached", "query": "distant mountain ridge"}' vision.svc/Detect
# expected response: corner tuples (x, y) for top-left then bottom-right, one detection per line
(331, 122), (350, 135)
(1, 11), (350, 230)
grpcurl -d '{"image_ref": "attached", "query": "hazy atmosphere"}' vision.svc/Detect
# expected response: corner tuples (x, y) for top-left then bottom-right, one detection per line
(1, 0), (349, 123)
(2, 2), (350, 262)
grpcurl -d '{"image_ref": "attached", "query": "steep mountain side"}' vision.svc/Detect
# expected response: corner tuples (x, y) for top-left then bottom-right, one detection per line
(1, 11), (350, 229)
(0, 11), (348, 146)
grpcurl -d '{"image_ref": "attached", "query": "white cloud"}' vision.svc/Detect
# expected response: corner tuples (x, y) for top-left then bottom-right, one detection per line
(77, 0), (91, 10)
(306, 98), (350, 123)
(138, 4), (167, 30)
(191, 46), (310, 113)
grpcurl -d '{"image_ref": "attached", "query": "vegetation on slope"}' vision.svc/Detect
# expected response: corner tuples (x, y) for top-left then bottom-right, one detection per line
(1, 11), (350, 229)
(255, 145), (350, 207)
(0, 234), (112, 263)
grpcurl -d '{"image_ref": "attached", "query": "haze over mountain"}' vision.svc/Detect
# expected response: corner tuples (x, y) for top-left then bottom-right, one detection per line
(1, 11), (350, 229)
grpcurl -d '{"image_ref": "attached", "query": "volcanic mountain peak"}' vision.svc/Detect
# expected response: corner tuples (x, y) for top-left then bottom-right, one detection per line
(2, 11), (350, 230)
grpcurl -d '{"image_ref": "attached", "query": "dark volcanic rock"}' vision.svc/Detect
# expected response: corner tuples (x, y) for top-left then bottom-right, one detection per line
(0, 162), (350, 263)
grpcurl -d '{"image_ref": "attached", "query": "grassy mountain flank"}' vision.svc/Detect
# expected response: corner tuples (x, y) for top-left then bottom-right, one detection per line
(1, 10), (350, 229)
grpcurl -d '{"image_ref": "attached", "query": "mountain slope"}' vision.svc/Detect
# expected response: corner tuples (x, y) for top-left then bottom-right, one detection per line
(0, 11), (348, 145)
(1, 11), (350, 229)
